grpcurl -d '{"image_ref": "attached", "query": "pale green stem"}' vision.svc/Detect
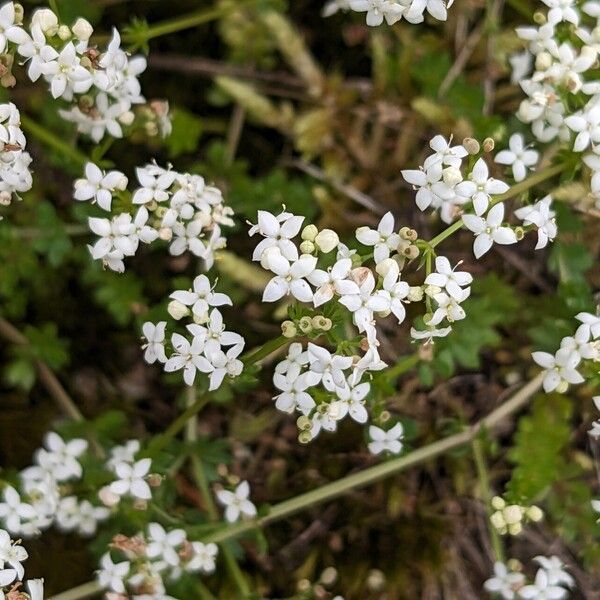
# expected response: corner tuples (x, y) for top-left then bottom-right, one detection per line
(472, 438), (505, 562)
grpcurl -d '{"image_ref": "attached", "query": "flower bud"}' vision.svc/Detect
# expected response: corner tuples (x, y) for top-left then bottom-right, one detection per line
(535, 51), (552, 71)
(380, 410), (390, 422)
(98, 486), (120, 507)
(32, 8), (58, 35)
(443, 166), (463, 187)
(320, 567), (338, 587)
(72, 17), (94, 41)
(403, 245), (419, 260)
(367, 569), (386, 592)
(462, 137), (480, 155)
(158, 227), (173, 241)
(533, 11), (546, 24)
(0, 73), (15, 88)
(0, 191), (11, 206)
(13, 4), (24, 23)
(119, 110), (135, 126)
(375, 258), (399, 278)
(281, 320), (297, 338)
(491, 496), (506, 510)
(399, 226), (418, 241)
(301, 224), (318, 241)
(147, 473), (163, 487)
(407, 286), (424, 302)
(312, 315), (331, 331)
(315, 229), (339, 253)
(298, 316), (313, 333)
(514, 226), (525, 241)
(508, 522), (522, 536)
(260, 246), (281, 270)
(482, 137), (495, 153)
(168, 300), (189, 320)
(297, 415), (311, 430)
(526, 506), (544, 522)
(299, 240), (315, 254)
(490, 511), (506, 531)
(556, 380), (569, 394)
(503, 505), (523, 525)
(58, 25), (71, 40)
(298, 430), (312, 444)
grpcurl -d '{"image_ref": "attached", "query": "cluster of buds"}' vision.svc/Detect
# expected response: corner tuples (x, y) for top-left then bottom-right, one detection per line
(490, 496), (544, 536)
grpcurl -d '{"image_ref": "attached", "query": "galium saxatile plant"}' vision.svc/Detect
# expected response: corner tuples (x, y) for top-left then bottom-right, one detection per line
(0, 0), (599, 598)
(0, 530), (43, 600)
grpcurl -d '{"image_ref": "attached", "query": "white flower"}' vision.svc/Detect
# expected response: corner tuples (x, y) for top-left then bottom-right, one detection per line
(349, 0), (405, 26)
(17, 25), (58, 82)
(402, 162), (447, 212)
(0, 528), (27, 580)
(484, 561), (525, 599)
(355, 212), (400, 264)
(428, 289), (469, 326)
(26, 579), (44, 600)
(141, 322), (167, 364)
(564, 103), (600, 152)
(576, 312), (600, 339)
(375, 265), (410, 323)
(423, 135), (467, 169)
(275, 343), (309, 379)
(462, 203), (517, 258)
(532, 347), (584, 392)
(250, 210), (303, 262)
(368, 423), (404, 454)
(146, 523), (186, 567)
(307, 343), (353, 391)
(518, 568), (569, 599)
(186, 542), (218, 573)
(169, 275), (232, 319)
(273, 372), (319, 415)
(262, 253), (317, 303)
(107, 440), (140, 471)
(559, 324), (597, 361)
(132, 166), (175, 204)
(97, 552), (130, 594)
(424, 256), (472, 300)
(456, 158), (510, 215)
(216, 481), (257, 523)
(109, 458), (153, 500)
(533, 556), (574, 589)
(333, 381), (370, 423)
(74, 163), (127, 211)
(169, 220), (206, 257)
(410, 324), (452, 343)
(35, 431), (87, 481)
(206, 345), (244, 391)
(495, 134), (539, 182)
(0, 3), (27, 53)
(307, 258), (359, 307)
(164, 332), (211, 386)
(542, 0), (579, 25)
(339, 270), (388, 332)
(514, 195), (557, 249)
(188, 309), (244, 356)
(0, 487), (37, 535)
(41, 42), (93, 99)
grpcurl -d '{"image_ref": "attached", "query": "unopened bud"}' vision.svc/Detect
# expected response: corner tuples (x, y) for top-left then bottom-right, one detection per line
(72, 17), (93, 41)
(535, 51), (553, 71)
(119, 111), (135, 126)
(403, 245), (419, 259)
(443, 166), (463, 187)
(490, 511), (506, 531)
(32, 8), (59, 35)
(281, 320), (297, 338)
(527, 506), (544, 522)
(158, 227), (173, 241)
(375, 257), (399, 278)
(168, 300), (190, 320)
(298, 316), (313, 333)
(315, 229), (339, 253)
(298, 430), (312, 444)
(98, 486), (120, 507)
(301, 224), (318, 241)
(515, 226), (525, 241)
(312, 315), (332, 331)
(320, 567), (338, 587)
(380, 410), (390, 422)
(504, 505), (524, 525)
(407, 286), (424, 302)
(297, 415), (311, 430)
(462, 137), (480, 155)
(367, 569), (386, 592)
(533, 11), (546, 24)
(508, 522), (523, 536)
(299, 240), (315, 254)
(57, 25), (71, 40)
(147, 474), (163, 487)
(399, 226), (418, 241)
(13, 3), (24, 23)
(491, 496), (506, 510)
(0, 73), (15, 88)
(0, 191), (11, 206)
(482, 137), (495, 153)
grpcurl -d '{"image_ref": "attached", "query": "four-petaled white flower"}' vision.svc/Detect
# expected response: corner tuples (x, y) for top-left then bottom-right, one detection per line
(456, 158), (510, 215)
(274, 371), (319, 414)
(216, 481), (257, 523)
(142, 321), (167, 364)
(74, 162), (127, 211)
(368, 423), (404, 455)
(146, 522), (186, 567)
(355, 212), (401, 264)
(164, 332), (211, 386)
(262, 253), (317, 303)
(169, 275), (232, 319)
(132, 166), (175, 204)
(348, 0), (405, 26)
(98, 552), (130, 594)
(483, 561), (525, 599)
(495, 134), (539, 182)
(532, 347), (584, 392)
(514, 195), (557, 249)
(424, 256), (472, 300)
(462, 203), (517, 258)
(250, 210), (304, 262)
(109, 458), (152, 500)
(308, 258), (359, 307)
(519, 567), (569, 599)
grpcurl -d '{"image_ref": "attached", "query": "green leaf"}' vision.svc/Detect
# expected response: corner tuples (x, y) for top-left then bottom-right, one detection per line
(164, 107), (203, 158)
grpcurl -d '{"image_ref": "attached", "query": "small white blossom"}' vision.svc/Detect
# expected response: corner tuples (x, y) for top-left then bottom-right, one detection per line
(216, 481), (257, 523)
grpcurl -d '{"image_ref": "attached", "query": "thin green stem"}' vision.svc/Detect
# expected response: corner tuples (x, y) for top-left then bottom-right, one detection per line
(20, 114), (89, 167)
(186, 388), (252, 598)
(196, 580), (218, 600)
(242, 335), (289, 365)
(48, 581), (102, 600)
(385, 353), (420, 382)
(472, 438), (505, 563)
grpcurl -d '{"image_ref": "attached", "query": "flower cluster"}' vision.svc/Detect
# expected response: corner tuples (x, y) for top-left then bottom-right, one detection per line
(0, 530), (43, 600)
(511, 0), (600, 208)
(323, 0), (454, 26)
(0, 2), (169, 142)
(75, 162), (234, 272)
(532, 311), (599, 393)
(402, 134), (557, 255)
(0, 431), (110, 538)
(250, 207), (468, 443)
(0, 102), (32, 213)
(142, 275), (245, 388)
(485, 556), (574, 599)
(489, 496), (544, 537)
(97, 522), (217, 597)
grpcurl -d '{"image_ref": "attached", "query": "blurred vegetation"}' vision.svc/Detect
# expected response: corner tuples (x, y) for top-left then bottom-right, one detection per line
(0, 0), (599, 598)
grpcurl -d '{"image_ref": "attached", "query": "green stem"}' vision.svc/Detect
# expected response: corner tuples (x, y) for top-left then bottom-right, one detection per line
(20, 114), (89, 167)
(47, 581), (102, 600)
(186, 388), (252, 598)
(242, 335), (289, 365)
(472, 438), (505, 562)
(202, 373), (544, 545)
(196, 580), (218, 600)
(385, 353), (420, 382)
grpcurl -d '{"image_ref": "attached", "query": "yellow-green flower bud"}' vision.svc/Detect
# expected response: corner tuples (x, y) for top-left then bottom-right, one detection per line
(281, 320), (297, 338)
(301, 224), (318, 241)
(298, 316), (313, 333)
